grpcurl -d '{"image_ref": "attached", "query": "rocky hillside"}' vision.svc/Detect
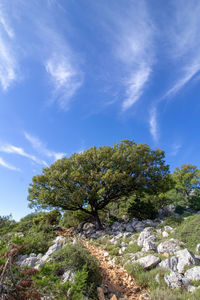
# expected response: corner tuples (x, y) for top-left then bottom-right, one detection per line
(1, 206), (200, 299)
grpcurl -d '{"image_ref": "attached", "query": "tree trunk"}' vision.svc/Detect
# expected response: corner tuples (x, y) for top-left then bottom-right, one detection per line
(93, 211), (103, 230)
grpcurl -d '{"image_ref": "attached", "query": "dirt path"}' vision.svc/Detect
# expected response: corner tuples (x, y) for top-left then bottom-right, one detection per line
(58, 229), (148, 300)
(82, 240), (148, 300)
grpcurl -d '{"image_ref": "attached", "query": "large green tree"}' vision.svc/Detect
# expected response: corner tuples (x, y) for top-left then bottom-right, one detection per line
(28, 140), (172, 229)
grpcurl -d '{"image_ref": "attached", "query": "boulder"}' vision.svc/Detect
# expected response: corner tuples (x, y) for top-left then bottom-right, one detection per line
(125, 223), (135, 232)
(97, 287), (105, 300)
(137, 255), (161, 270)
(142, 236), (157, 253)
(187, 285), (196, 293)
(196, 244), (200, 253)
(162, 231), (169, 238)
(157, 239), (182, 254)
(129, 240), (136, 245)
(160, 249), (198, 274)
(164, 271), (190, 289)
(41, 243), (62, 262)
(53, 236), (66, 245)
(134, 222), (146, 232)
(137, 227), (154, 246)
(185, 266), (200, 281)
(144, 219), (159, 227)
(159, 256), (178, 272)
(175, 249), (197, 273)
(16, 254), (28, 262)
(111, 222), (125, 232)
(41, 236), (66, 262)
(114, 233), (123, 240)
(123, 232), (132, 238)
(18, 256), (40, 267)
(29, 253), (36, 257)
(164, 226), (174, 232)
(157, 205), (177, 219)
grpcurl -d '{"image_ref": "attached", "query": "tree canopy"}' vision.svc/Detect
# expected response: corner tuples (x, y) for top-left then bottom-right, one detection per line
(173, 164), (200, 198)
(28, 140), (172, 228)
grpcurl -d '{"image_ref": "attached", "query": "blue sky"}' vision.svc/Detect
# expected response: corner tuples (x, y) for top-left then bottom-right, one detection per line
(0, 0), (200, 220)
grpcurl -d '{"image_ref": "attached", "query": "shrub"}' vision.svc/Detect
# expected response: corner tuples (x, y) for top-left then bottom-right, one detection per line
(127, 195), (157, 220)
(175, 205), (185, 215)
(33, 262), (89, 300)
(59, 210), (90, 228)
(52, 242), (101, 298)
(0, 215), (16, 237)
(188, 192), (200, 211)
(14, 212), (44, 232)
(12, 223), (55, 255)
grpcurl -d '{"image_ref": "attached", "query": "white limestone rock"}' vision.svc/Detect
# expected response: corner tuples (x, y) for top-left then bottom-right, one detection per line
(62, 270), (75, 283)
(162, 231), (169, 238)
(19, 256), (40, 267)
(196, 244), (200, 253)
(159, 256), (178, 272)
(142, 236), (157, 253)
(185, 266), (200, 281)
(136, 255), (161, 270)
(164, 271), (190, 289)
(157, 239), (182, 254)
(137, 227), (154, 246)
(176, 249), (197, 273)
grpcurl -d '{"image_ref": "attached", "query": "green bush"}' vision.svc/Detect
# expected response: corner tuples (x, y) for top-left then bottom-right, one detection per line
(33, 262), (90, 299)
(12, 223), (55, 255)
(175, 205), (185, 215)
(188, 192), (200, 211)
(52, 242), (101, 298)
(59, 210), (90, 228)
(14, 212), (44, 232)
(127, 195), (157, 220)
(0, 215), (16, 237)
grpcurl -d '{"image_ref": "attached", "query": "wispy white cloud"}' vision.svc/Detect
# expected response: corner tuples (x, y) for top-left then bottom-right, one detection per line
(164, 61), (200, 98)
(24, 132), (65, 161)
(0, 1), (83, 108)
(0, 156), (20, 171)
(164, 0), (200, 98)
(0, 144), (47, 166)
(45, 53), (83, 109)
(122, 65), (151, 111)
(0, 8), (18, 90)
(149, 107), (158, 142)
(109, 1), (155, 111)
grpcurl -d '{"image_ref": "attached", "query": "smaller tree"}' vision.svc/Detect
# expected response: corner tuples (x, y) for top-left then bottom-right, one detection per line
(172, 164), (200, 207)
